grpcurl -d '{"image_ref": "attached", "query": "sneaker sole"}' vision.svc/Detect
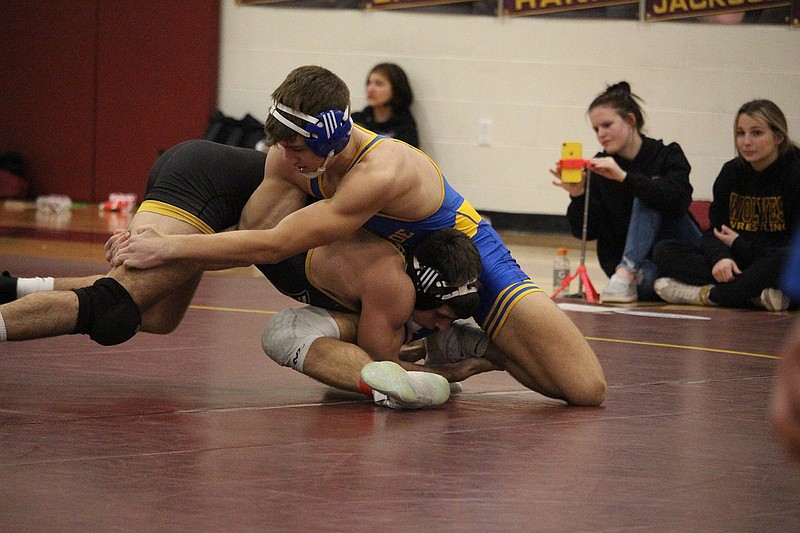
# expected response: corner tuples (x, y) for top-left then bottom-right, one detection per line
(600, 294), (637, 303)
(762, 289), (790, 312)
(360, 361), (417, 403)
(407, 371), (451, 406)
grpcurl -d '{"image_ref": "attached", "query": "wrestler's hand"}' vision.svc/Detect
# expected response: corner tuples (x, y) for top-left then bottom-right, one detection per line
(711, 258), (741, 283)
(549, 166), (585, 197)
(423, 357), (499, 382)
(113, 225), (172, 269)
(104, 228), (131, 263)
(713, 225), (739, 248)
(770, 320), (800, 460)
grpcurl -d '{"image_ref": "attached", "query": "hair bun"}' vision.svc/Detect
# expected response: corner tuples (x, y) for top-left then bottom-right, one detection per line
(607, 81), (631, 94)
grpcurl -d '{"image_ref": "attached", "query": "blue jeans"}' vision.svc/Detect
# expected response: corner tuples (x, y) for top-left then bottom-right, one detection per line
(619, 198), (702, 300)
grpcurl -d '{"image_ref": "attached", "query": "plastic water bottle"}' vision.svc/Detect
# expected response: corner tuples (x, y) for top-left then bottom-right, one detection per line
(553, 247), (571, 293)
(35, 194), (72, 214)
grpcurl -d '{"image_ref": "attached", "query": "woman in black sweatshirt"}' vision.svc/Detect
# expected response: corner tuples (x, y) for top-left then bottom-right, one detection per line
(653, 99), (800, 311)
(554, 82), (701, 303)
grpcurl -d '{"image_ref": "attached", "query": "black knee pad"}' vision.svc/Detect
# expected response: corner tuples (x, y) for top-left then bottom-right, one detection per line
(72, 277), (141, 346)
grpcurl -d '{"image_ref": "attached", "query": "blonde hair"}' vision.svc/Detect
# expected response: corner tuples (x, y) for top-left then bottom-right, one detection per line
(735, 100), (795, 157)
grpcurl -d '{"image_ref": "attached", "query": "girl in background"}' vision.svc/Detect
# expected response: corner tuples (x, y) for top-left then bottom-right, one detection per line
(653, 99), (800, 311)
(552, 82), (701, 303)
(352, 63), (419, 148)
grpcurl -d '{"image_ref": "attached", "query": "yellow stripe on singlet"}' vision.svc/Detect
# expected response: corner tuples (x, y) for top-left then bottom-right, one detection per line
(136, 200), (215, 235)
(454, 202), (481, 238)
(482, 281), (542, 340)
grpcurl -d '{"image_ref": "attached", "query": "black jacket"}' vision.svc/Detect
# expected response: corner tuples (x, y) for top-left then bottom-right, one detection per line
(566, 136), (694, 277)
(701, 145), (800, 266)
(352, 107), (419, 148)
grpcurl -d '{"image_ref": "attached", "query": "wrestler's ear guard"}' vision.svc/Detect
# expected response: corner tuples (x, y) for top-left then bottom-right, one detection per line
(269, 101), (352, 157)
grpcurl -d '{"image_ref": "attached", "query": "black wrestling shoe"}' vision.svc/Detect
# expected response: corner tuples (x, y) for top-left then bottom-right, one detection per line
(0, 271), (18, 304)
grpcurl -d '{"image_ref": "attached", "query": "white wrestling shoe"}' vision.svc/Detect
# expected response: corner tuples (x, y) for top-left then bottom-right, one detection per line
(360, 361), (450, 410)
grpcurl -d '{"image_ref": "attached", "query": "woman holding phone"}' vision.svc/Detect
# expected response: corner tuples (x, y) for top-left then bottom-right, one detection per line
(551, 81), (701, 303)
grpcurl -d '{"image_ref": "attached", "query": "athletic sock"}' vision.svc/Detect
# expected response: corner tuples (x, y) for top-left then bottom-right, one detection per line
(357, 377), (374, 397)
(0, 311), (7, 342)
(358, 376), (389, 403)
(17, 277), (55, 298)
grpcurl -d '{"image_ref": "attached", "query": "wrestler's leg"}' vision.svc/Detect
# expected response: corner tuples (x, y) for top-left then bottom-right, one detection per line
(489, 291), (606, 406)
(52, 276), (103, 290)
(1, 212), (205, 341)
(300, 312), (371, 392)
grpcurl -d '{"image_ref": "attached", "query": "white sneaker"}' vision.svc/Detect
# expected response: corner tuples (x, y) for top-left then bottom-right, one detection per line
(654, 277), (703, 305)
(424, 322), (489, 365)
(757, 288), (790, 312)
(400, 371), (451, 409)
(360, 361), (416, 404)
(601, 272), (637, 303)
(361, 361), (451, 410)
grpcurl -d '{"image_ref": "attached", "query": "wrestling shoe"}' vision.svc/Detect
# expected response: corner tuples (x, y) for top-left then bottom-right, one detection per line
(654, 278), (715, 306)
(400, 371), (451, 409)
(360, 361), (417, 404)
(0, 271), (17, 304)
(361, 361), (450, 410)
(755, 288), (790, 312)
(424, 322), (489, 365)
(600, 272), (637, 303)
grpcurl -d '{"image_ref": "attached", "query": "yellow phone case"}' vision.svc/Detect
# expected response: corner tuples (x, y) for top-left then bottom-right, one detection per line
(560, 142), (583, 183)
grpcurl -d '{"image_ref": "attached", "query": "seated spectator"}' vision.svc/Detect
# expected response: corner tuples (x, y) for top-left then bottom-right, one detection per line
(351, 63), (419, 147)
(653, 99), (800, 311)
(551, 82), (701, 303)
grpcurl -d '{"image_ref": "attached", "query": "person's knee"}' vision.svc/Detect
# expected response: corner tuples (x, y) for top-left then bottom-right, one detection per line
(72, 277), (141, 346)
(140, 311), (185, 335)
(651, 240), (673, 266)
(566, 373), (607, 407)
(261, 307), (339, 372)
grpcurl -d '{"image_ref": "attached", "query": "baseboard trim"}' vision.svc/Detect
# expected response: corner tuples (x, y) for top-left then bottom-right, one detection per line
(479, 211), (570, 234)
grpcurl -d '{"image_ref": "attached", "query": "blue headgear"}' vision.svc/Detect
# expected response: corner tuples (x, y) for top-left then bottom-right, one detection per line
(268, 100), (352, 158)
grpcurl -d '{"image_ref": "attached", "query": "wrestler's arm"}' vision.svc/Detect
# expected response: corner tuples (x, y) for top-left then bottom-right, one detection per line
(354, 252), (415, 359)
(357, 263), (491, 382)
(237, 149), (308, 231)
(116, 157), (398, 269)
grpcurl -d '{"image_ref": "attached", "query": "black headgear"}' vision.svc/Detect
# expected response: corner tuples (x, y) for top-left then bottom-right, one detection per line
(406, 255), (479, 311)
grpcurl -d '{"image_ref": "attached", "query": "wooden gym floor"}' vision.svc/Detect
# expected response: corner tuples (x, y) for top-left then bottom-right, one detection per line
(1, 200), (799, 532)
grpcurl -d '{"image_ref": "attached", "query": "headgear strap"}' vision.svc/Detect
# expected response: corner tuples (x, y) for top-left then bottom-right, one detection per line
(268, 100), (352, 158)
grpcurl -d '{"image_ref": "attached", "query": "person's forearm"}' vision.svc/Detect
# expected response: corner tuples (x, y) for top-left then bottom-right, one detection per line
(169, 230), (287, 267)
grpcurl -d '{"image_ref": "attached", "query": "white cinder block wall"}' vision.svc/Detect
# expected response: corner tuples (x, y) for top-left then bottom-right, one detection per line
(218, 0), (799, 216)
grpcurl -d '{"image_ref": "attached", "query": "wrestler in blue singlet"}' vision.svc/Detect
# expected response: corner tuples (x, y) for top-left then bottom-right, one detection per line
(306, 128), (542, 339)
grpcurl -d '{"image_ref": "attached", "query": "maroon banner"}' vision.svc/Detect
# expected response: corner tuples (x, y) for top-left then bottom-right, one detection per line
(502, 0), (637, 16)
(364, 0), (480, 9)
(644, 0), (789, 21)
